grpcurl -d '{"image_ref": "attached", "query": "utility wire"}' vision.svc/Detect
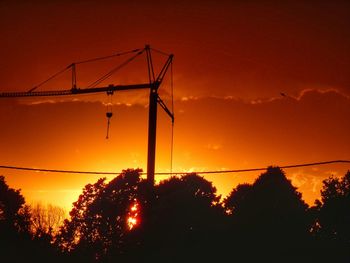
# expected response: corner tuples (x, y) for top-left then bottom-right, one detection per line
(0, 160), (349, 176)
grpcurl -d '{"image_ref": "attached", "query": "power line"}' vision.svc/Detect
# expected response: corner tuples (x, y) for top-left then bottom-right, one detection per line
(0, 160), (349, 176)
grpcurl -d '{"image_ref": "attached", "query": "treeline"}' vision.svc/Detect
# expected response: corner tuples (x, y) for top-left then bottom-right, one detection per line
(1, 167), (350, 262)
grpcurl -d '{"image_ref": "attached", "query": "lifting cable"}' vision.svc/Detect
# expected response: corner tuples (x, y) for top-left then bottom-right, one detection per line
(170, 60), (174, 174)
(149, 47), (175, 174)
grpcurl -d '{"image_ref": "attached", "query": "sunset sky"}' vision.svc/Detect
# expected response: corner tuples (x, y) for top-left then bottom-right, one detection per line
(0, 1), (349, 211)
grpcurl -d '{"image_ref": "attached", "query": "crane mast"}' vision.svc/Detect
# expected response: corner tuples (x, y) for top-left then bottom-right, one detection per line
(0, 45), (174, 187)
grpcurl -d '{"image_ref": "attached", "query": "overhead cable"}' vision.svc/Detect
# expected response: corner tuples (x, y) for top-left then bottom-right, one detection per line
(0, 160), (349, 176)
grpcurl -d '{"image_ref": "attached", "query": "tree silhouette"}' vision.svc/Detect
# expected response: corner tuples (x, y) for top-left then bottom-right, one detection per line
(223, 167), (311, 261)
(317, 171), (350, 241)
(124, 173), (224, 262)
(0, 176), (31, 260)
(223, 183), (252, 215)
(0, 175), (63, 262)
(56, 169), (149, 262)
(56, 171), (225, 262)
(4, 166), (348, 262)
(30, 203), (65, 239)
(313, 171), (350, 260)
(0, 175), (29, 231)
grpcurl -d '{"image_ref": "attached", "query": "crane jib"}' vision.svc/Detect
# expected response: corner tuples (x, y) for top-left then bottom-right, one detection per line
(0, 83), (155, 98)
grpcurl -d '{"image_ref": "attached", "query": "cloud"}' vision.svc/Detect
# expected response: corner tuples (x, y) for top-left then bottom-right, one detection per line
(1, 88), (349, 207)
(174, 88), (350, 172)
(297, 88), (350, 101)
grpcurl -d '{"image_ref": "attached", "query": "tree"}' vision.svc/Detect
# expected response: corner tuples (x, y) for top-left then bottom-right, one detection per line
(223, 183), (252, 215)
(0, 175), (29, 232)
(56, 171), (224, 262)
(56, 169), (148, 262)
(316, 171), (350, 243)
(0, 176), (62, 263)
(30, 203), (65, 239)
(223, 167), (310, 261)
(225, 167), (309, 229)
(127, 173), (224, 262)
(251, 166), (309, 233)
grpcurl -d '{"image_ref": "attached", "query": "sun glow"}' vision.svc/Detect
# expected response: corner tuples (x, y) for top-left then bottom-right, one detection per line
(127, 200), (140, 230)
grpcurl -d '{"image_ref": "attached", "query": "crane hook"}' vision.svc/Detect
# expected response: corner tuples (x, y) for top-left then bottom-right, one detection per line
(106, 112), (113, 139)
(105, 91), (114, 139)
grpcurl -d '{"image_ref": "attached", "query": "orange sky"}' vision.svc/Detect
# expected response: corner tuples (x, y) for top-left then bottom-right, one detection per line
(0, 1), (349, 212)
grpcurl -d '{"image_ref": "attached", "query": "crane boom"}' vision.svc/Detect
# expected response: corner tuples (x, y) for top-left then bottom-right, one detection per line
(0, 83), (155, 98)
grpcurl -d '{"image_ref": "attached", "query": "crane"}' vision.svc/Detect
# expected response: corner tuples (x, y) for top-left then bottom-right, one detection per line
(0, 45), (174, 186)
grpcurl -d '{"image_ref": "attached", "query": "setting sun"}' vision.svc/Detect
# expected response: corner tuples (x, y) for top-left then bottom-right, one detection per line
(127, 200), (140, 230)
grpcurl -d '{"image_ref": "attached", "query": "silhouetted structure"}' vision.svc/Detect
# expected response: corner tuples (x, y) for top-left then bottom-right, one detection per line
(0, 45), (174, 187)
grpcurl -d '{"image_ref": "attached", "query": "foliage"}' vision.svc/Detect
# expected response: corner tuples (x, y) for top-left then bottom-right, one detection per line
(55, 172), (224, 262)
(0, 175), (62, 262)
(223, 183), (252, 215)
(224, 167), (309, 228)
(56, 169), (149, 261)
(123, 173), (224, 262)
(316, 171), (350, 243)
(223, 167), (311, 260)
(30, 203), (65, 238)
(0, 175), (28, 231)
(3, 168), (350, 262)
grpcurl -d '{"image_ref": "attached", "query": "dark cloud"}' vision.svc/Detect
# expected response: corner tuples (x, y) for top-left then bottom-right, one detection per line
(1, 1), (349, 99)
